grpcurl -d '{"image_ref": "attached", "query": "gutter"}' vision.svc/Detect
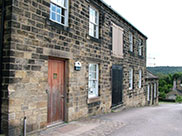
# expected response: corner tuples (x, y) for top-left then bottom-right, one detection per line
(0, 0), (5, 133)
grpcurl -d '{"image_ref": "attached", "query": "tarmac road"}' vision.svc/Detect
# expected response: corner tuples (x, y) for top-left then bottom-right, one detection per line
(100, 104), (182, 136)
(39, 104), (182, 136)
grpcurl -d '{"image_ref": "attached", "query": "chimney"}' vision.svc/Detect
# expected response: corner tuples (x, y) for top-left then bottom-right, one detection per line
(173, 79), (177, 90)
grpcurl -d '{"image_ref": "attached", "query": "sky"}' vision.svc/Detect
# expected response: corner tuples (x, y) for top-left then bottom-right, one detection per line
(103, 0), (182, 67)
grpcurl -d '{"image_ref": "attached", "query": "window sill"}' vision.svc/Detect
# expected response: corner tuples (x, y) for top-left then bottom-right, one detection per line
(87, 97), (100, 104)
(138, 55), (144, 59)
(129, 88), (133, 91)
(112, 54), (124, 59)
(86, 35), (101, 43)
(46, 18), (70, 32)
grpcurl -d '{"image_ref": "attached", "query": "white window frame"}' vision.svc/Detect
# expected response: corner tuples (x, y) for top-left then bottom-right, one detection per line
(89, 6), (99, 38)
(147, 84), (150, 101)
(139, 69), (142, 88)
(129, 32), (133, 52)
(88, 63), (99, 98)
(154, 83), (157, 98)
(138, 39), (143, 56)
(129, 68), (133, 90)
(50, 0), (69, 26)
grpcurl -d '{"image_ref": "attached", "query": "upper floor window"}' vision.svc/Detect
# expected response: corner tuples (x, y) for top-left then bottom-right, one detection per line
(89, 6), (99, 38)
(138, 39), (143, 56)
(112, 23), (124, 58)
(88, 63), (99, 98)
(129, 68), (133, 90)
(129, 32), (133, 52)
(138, 69), (142, 88)
(50, 0), (69, 26)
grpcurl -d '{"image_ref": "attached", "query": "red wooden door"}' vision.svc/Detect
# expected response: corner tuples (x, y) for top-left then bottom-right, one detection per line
(48, 59), (65, 124)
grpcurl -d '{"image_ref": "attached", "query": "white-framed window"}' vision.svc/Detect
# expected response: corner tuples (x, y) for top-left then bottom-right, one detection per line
(129, 68), (133, 90)
(147, 84), (150, 101)
(138, 39), (143, 56)
(89, 6), (99, 38)
(112, 23), (124, 58)
(50, 0), (69, 26)
(129, 32), (133, 52)
(139, 69), (142, 88)
(88, 63), (99, 98)
(154, 83), (157, 98)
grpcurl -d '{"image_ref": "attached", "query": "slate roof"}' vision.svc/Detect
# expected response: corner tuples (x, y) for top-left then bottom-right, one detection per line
(167, 90), (182, 96)
(146, 70), (159, 80)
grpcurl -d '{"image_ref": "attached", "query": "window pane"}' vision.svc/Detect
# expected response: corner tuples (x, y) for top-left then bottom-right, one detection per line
(57, 14), (61, 22)
(51, 12), (56, 20)
(88, 64), (98, 98)
(129, 68), (133, 89)
(89, 64), (96, 71)
(91, 72), (96, 79)
(61, 16), (64, 24)
(52, 4), (56, 12)
(62, 9), (65, 16)
(89, 23), (94, 37)
(89, 8), (95, 23)
(95, 11), (98, 24)
(57, 8), (61, 14)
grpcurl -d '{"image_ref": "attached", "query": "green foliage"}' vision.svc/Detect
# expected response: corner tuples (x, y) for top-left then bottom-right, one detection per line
(147, 66), (182, 75)
(158, 72), (182, 99)
(176, 95), (182, 103)
(159, 91), (166, 99)
(158, 74), (173, 98)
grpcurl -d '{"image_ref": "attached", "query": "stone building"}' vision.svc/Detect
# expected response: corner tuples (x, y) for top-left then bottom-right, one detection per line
(166, 78), (182, 100)
(0, 0), (148, 135)
(145, 70), (159, 105)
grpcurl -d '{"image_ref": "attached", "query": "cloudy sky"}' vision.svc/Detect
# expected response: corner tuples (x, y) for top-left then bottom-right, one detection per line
(103, 0), (182, 66)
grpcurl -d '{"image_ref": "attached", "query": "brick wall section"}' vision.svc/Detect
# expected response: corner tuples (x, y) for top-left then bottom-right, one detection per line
(2, 0), (147, 135)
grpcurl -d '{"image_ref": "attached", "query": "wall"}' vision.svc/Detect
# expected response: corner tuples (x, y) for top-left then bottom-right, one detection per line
(146, 79), (159, 105)
(2, 0), (147, 135)
(0, 0), (14, 135)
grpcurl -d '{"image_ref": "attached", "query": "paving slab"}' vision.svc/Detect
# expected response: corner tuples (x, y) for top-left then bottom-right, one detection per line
(38, 117), (124, 136)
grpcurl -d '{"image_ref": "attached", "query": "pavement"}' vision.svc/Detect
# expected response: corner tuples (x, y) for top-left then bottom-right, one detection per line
(33, 103), (182, 136)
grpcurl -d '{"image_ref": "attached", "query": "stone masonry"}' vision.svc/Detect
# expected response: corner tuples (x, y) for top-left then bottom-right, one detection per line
(0, 0), (147, 135)
(145, 71), (159, 105)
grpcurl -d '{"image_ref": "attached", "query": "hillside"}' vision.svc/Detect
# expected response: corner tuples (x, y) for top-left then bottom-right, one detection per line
(147, 66), (182, 75)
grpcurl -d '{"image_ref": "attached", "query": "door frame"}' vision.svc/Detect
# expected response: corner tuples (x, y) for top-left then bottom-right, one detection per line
(47, 57), (68, 125)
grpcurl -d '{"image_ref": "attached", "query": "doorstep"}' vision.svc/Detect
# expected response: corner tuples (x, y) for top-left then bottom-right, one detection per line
(111, 103), (125, 112)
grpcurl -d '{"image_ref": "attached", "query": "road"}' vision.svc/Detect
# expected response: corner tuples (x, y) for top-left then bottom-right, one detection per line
(100, 104), (182, 136)
(39, 104), (182, 136)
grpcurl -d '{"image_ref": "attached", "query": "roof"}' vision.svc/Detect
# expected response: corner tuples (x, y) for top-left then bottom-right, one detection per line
(146, 70), (159, 80)
(99, 0), (148, 39)
(167, 90), (182, 96)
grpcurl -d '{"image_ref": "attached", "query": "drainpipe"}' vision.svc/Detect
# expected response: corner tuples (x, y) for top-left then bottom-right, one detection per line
(23, 117), (27, 136)
(0, 0), (5, 133)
